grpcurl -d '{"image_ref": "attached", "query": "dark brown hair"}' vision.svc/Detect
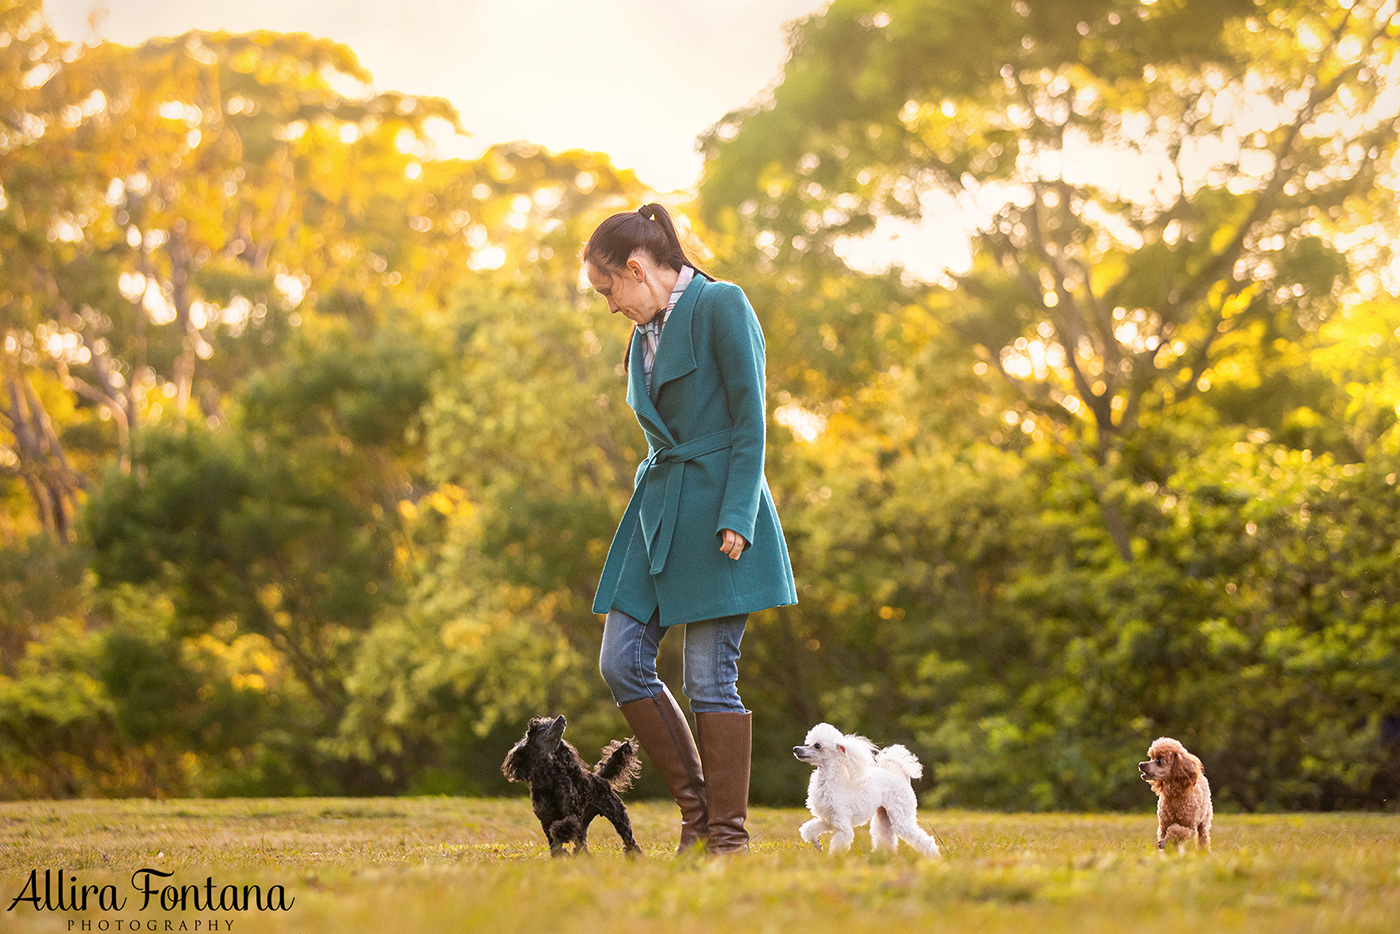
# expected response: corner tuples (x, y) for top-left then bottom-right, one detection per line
(584, 203), (713, 281)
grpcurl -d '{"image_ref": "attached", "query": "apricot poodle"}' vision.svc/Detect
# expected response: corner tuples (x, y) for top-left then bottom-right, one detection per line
(1139, 736), (1212, 851)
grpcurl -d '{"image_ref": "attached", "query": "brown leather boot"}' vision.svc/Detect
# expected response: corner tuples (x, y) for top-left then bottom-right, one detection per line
(618, 686), (708, 853)
(695, 710), (751, 854)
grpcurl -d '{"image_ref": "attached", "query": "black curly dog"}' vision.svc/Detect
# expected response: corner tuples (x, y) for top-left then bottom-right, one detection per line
(501, 715), (643, 857)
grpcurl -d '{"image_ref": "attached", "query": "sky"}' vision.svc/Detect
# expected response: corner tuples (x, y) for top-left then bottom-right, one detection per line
(45, 0), (829, 194)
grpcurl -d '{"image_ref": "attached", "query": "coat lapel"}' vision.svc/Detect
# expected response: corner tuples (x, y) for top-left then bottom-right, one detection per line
(649, 274), (703, 404)
(625, 329), (675, 448)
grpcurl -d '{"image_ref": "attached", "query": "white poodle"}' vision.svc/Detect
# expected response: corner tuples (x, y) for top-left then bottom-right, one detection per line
(792, 722), (941, 857)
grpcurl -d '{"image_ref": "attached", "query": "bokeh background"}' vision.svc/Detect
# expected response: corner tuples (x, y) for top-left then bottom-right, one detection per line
(3, 0), (1399, 811)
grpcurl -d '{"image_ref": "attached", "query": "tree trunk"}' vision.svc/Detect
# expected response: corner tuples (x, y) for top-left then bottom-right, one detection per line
(1, 374), (84, 541)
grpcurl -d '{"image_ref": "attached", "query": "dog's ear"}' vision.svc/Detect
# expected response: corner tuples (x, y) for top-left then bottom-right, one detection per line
(1158, 747), (1200, 791)
(501, 739), (531, 782)
(833, 740), (855, 782)
(1175, 750), (1202, 786)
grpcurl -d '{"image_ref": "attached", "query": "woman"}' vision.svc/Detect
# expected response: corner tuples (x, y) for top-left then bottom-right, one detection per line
(584, 204), (797, 855)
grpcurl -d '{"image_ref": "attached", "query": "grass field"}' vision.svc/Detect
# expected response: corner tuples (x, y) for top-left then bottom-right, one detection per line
(0, 797), (1397, 933)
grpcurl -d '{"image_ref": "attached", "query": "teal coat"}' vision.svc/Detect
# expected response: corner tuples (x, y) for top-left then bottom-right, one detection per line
(593, 274), (797, 627)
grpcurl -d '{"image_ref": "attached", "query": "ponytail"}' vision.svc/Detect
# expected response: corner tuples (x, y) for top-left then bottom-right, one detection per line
(584, 203), (713, 281)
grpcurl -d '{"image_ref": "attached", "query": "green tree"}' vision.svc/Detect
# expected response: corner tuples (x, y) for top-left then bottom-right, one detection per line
(1, 15), (462, 537)
(0, 581), (280, 800)
(694, 0), (1400, 808)
(2, 9), (652, 794)
(80, 327), (435, 790)
(0, 0), (84, 538)
(334, 270), (659, 792)
(700, 0), (1400, 558)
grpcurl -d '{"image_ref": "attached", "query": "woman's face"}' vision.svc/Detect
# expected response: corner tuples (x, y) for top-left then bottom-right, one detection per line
(586, 254), (663, 326)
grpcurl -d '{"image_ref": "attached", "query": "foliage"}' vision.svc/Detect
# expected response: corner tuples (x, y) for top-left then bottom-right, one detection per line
(700, 0), (1400, 559)
(3, 1), (1400, 810)
(79, 328), (432, 791)
(694, 0), (1400, 807)
(334, 280), (652, 795)
(0, 582), (284, 799)
(1, 0), (638, 539)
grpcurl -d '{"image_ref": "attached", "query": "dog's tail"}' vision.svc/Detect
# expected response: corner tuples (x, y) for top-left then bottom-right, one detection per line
(876, 744), (924, 780)
(595, 738), (643, 792)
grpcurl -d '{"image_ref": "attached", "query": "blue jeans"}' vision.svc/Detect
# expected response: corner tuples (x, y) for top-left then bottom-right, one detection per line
(599, 608), (748, 713)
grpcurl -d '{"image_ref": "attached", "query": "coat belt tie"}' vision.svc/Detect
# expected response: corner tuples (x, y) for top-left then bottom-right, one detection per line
(640, 428), (734, 576)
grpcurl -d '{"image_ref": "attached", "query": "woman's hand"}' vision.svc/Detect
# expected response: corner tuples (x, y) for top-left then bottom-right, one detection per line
(719, 528), (748, 560)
